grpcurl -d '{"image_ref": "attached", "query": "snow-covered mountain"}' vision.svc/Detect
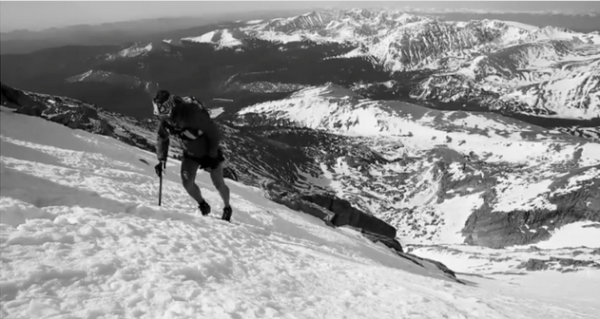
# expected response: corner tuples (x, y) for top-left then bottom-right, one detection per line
(236, 83), (600, 248)
(178, 9), (600, 120)
(3, 103), (600, 318)
(104, 40), (183, 61)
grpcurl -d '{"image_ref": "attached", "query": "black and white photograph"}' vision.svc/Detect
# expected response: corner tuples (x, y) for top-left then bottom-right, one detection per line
(1, 0), (599, 318)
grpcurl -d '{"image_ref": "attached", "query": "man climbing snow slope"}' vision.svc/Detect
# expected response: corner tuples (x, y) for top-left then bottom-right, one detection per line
(152, 90), (233, 221)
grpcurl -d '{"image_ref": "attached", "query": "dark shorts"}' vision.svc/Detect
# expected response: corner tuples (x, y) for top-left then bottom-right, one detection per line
(180, 148), (228, 189)
(183, 148), (225, 170)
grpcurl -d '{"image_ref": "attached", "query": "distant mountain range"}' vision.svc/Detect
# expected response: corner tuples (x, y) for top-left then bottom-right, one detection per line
(0, 9), (313, 54)
(177, 9), (599, 120)
(1, 8), (598, 123)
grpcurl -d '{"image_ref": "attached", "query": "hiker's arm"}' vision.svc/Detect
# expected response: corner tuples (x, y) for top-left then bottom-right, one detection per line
(156, 119), (170, 161)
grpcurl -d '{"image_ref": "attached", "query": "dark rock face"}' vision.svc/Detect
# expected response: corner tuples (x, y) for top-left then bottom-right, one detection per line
(2, 82), (114, 136)
(582, 223), (600, 229)
(268, 192), (335, 221)
(267, 191), (403, 253)
(462, 172), (600, 248)
(361, 231), (404, 253)
(301, 193), (397, 239)
(15, 105), (44, 117)
(396, 252), (459, 280)
(518, 257), (600, 272)
(1, 82), (48, 113)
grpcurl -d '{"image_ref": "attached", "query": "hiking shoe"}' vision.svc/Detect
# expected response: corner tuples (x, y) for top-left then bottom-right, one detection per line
(222, 205), (232, 222)
(198, 201), (211, 216)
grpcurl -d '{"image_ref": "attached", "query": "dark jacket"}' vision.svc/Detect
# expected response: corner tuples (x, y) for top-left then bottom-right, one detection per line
(156, 97), (221, 161)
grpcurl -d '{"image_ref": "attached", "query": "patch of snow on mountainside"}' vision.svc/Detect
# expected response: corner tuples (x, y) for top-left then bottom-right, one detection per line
(104, 41), (175, 60)
(182, 29), (244, 49)
(433, 192), (486, 243)
(528, 221), (600, 249)
(501, 71), (600, 119)
(492, 177), (556, 213)
(502, 21), (540, 32)
(186, 30), (216, 43)
(525, 26), (600, 44)
(5, 107), (596, 318)
(113, 43), (152, 59)
(64, 70), (158, 92)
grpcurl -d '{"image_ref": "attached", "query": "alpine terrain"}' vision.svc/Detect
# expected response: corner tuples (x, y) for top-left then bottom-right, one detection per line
(1, 6), (599, 319)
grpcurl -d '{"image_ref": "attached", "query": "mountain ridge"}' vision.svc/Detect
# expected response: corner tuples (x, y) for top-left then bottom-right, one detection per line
(173, 9), (599, 120)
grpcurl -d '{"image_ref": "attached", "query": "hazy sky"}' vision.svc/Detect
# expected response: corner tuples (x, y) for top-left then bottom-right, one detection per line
(2, 1), (600, 32)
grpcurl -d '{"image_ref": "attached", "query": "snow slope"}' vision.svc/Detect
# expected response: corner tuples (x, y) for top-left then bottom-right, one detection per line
(2, 107), (598, 318)
(408, 242), (600, 318)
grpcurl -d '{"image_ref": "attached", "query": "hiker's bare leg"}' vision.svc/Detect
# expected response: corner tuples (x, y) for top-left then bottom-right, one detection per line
(210, 162), (230, 207)
(181, 157), (204, 204)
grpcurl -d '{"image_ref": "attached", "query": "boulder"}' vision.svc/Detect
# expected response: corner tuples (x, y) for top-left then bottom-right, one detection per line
(267, 191), (401, 252)
(15, 105), (44, 117)
(269, 192), (334, 222)
(301, 193), (397, 239)
(396, 251), (459, 280)
(361, 231), (404, 253)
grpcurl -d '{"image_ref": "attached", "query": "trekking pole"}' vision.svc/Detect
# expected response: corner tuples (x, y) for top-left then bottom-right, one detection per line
(158, 172), (163, 206)
(156, 161), (166, 206)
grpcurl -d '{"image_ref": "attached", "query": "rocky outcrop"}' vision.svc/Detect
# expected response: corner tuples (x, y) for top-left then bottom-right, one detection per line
(462, 174), (600, 248)
(517, 257), (600, 272)
(396, 252), (459, 280)
(267, 191), (403, 253)
(46, 104), (114, 136)
(1, 82), (114, 136)
(301, 193), (397, 239)
(556, 126), (600, 142)
(1, 82), (48, 114)
(268, 192), (335, 222)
